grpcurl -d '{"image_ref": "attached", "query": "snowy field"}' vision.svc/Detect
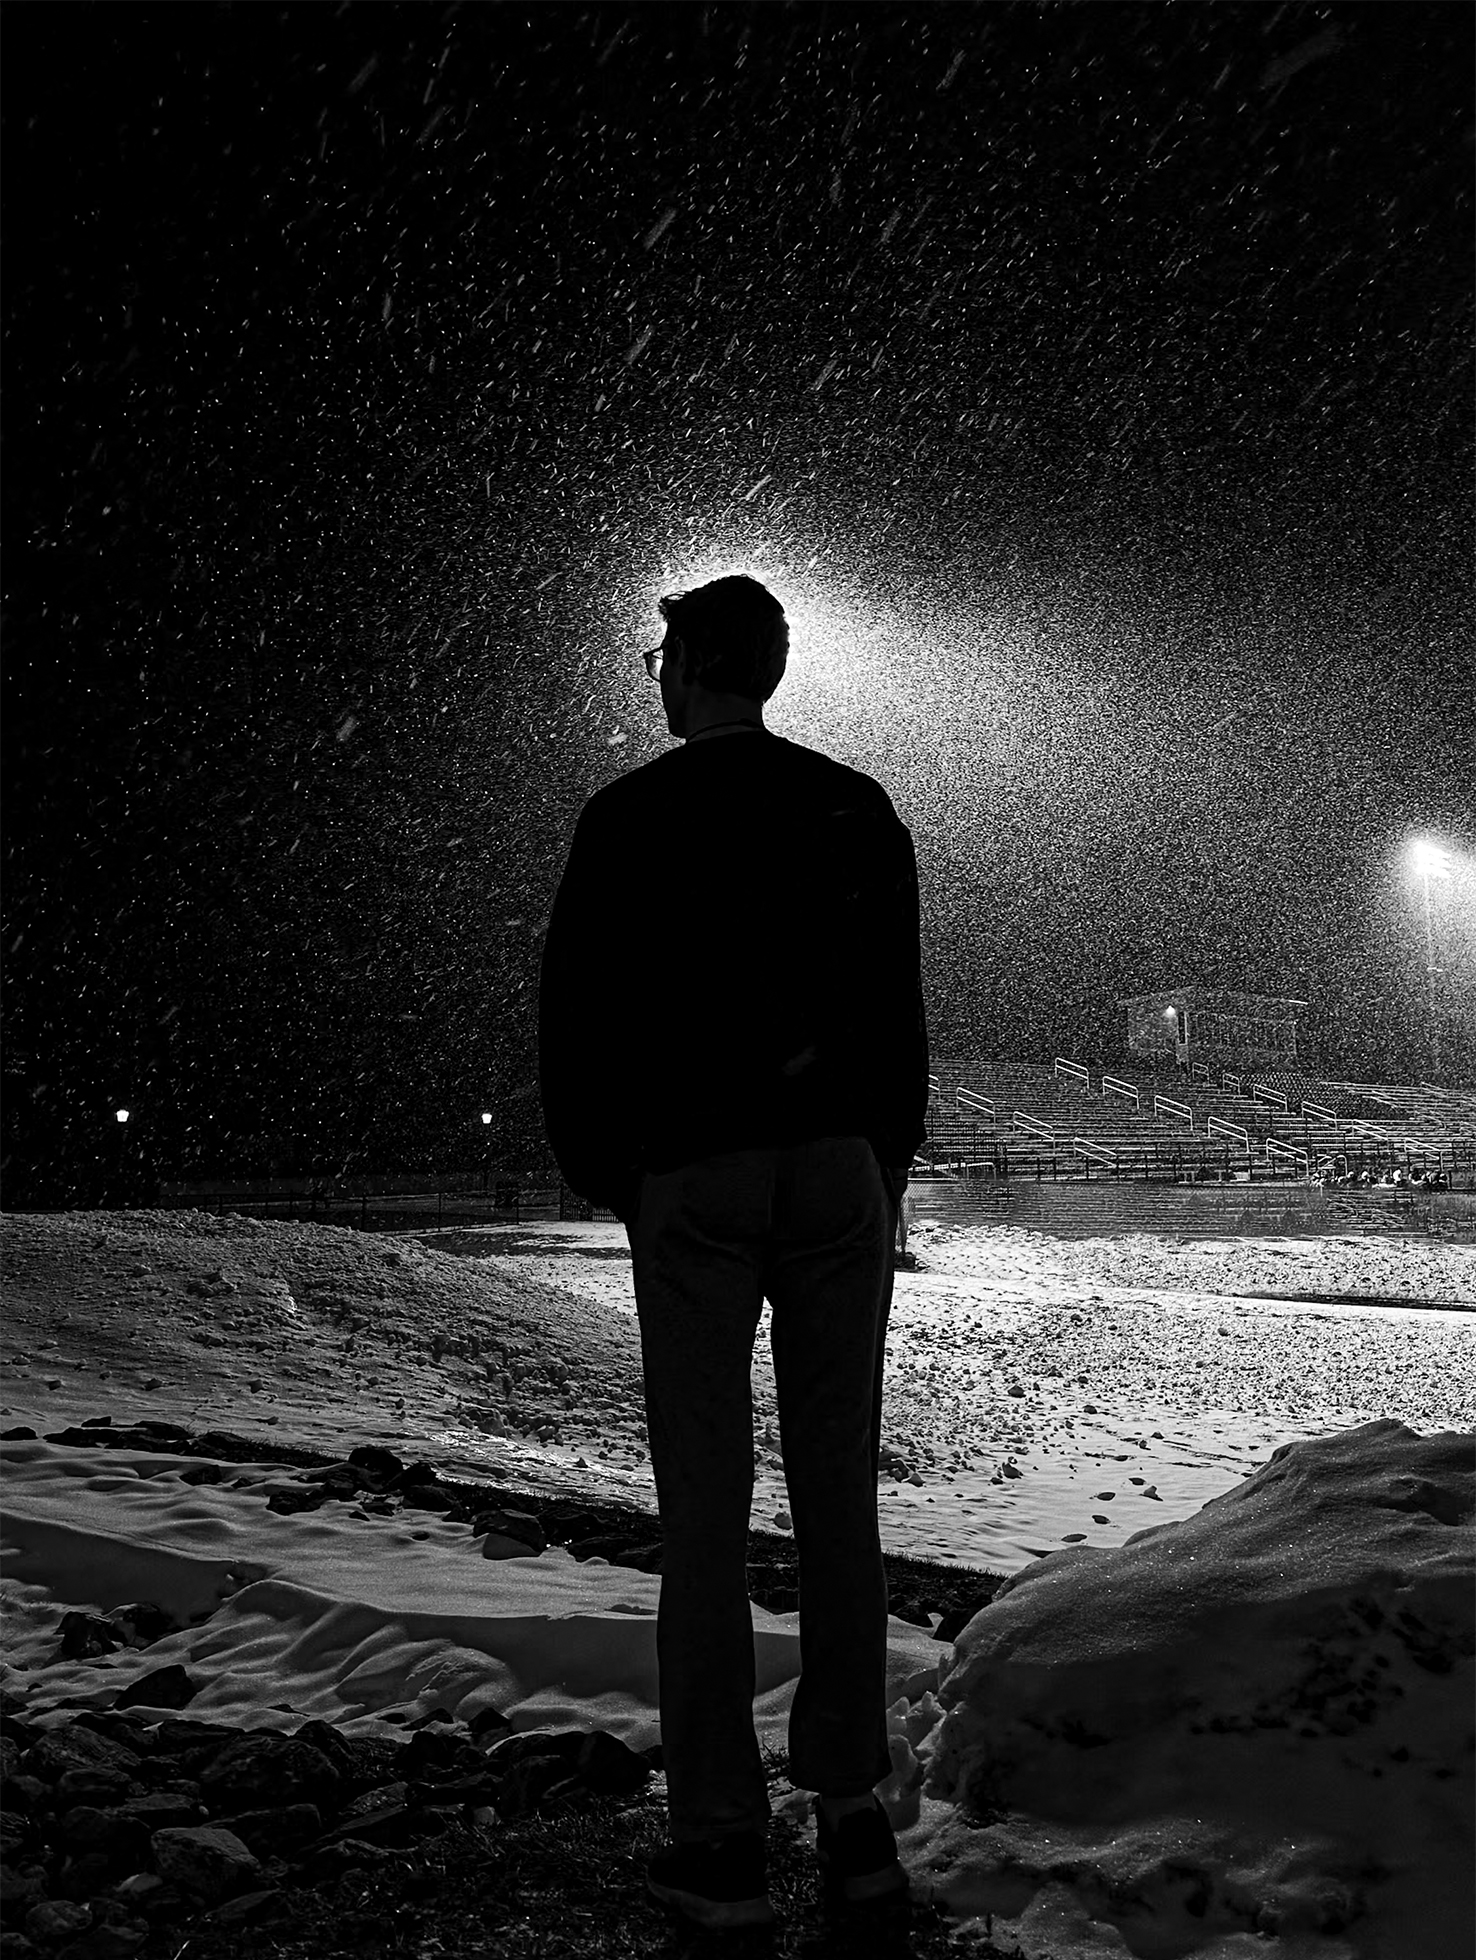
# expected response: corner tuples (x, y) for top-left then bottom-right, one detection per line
(475, 1216), (1475, 1572)
(3, 1210), (1472, 1575)
(2, 1210), (1472, 1960)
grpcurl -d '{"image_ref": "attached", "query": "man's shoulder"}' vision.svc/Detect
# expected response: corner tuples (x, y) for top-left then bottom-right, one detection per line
(597, 734), (897, 804)
(766, 737), (905, 826)
(575, 735), (904, 844)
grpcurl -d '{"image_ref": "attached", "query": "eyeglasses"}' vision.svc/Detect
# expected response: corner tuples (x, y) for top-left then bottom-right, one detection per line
(642, 645), (664, 680)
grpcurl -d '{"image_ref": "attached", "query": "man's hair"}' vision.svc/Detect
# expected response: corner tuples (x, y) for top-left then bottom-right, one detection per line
(657, 574), (788, 702)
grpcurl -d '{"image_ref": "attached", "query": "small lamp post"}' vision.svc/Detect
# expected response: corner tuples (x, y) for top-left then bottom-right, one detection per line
(1409, 839), (1452, 1083)
(480, 1111), (493, 1195)
(1162, 1007), (1182, 1078)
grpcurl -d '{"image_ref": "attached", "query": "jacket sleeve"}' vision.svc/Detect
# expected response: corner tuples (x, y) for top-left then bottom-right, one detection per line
(866, 813), (930, 1172)
(786, 791), (928, 1175)
(537, 798), (644, 1217)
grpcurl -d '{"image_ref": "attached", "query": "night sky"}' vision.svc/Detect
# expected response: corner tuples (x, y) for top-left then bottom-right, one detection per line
(3, 1), (1473, 1197)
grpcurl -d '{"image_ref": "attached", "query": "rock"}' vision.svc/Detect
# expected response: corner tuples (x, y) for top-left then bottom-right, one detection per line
(390, 1461), (440, 1492)
(348, 1445), (403, 1481)
(53, 1920), (148, 1959)
(338, 1781), (409, 1823)
(265, 1487), (326, 1515)
(192, 1431), (258, 1456)
(54, 1852), (115, 1901)
(471, 1507), (546, 1554)
(0, 1863), (47, 1906)
(568, 1729), (652, 1797)
(203, 1886), (287, 1927)
(149, 1826), (261, 1905)
(114, 1667), (200, 1712)
(288, 1719), (358, 1778)
(26, 1727), (139, 1787)
(55, 1767), (134, 1806)
(197, 1732), (342, 1812)
(467, 1706), (513, 1742)
(297, 1462), (364, 1493)
(58, 1804), (153, 1859)
(109, 1874), (164, 1906)
(401, 1486), (459, 1514)
(920, 1420), (1475, 1958)
(25, 1901), (92, 1942)
(401, 1725), (486, 1781)
(481, 1530), (545, 1560)
(56, 1613), (126, 1661)
(104, 1604), (180, 1647)
(304, 1838), (403, 1880)
(149, 1717), (227, 1753)
(3, 1778), (47, 1822)
(213, 1803), (321, 1856)
(114, 1795), (204, 1832)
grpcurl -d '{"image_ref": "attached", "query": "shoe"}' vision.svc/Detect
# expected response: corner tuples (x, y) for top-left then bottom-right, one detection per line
(813, 1795), (910, 1910)
(645, 1829), (776, 1931)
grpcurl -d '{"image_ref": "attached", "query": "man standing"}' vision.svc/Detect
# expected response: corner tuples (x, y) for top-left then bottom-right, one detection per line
(539, 573), (928, 1932)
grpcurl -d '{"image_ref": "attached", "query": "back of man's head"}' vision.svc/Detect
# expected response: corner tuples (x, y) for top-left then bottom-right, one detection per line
(658, 574), (788, 702)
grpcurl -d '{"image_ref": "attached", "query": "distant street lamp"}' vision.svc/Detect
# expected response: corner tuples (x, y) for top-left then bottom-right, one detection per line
(115, 1109), (130, 1125)
(481, 1111), (493, 1195)
(1410, 839), (1452, 1082)
(1162, 1006), (1186, 1077)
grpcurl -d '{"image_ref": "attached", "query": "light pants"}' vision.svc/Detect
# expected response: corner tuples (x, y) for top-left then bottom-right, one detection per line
(627, 1135), (898, 1844)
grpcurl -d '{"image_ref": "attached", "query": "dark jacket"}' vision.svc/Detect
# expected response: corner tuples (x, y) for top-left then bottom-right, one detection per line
(538, 729), (928, 1220)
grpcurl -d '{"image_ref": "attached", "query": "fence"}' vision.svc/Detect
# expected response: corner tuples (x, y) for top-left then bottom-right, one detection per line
(157, 1175), (598, 1232)
(904, 1178), (1476, 1243)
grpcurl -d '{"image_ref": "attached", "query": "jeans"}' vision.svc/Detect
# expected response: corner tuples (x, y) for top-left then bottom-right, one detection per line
(627, 1134), (898, 1844)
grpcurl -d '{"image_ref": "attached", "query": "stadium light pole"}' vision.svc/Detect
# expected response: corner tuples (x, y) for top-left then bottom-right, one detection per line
(1409, 839), (1452, 1083)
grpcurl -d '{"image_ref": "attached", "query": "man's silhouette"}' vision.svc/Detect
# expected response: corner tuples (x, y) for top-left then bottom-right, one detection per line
(539, 573), (928, 1929)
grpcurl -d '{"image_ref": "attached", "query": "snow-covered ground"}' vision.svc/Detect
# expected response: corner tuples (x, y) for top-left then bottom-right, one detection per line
(4, 1212), (1470, 1573)
(2, 1210), (1472, 1959)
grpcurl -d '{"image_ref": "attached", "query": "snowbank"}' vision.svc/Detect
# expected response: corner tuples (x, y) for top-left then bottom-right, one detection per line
(896, 1419), (1475, 1959)
(0, 1436), (943, 1750)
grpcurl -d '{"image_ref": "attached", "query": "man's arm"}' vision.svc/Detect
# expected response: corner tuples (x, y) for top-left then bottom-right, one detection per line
(537, 801), (644, 1217)
(869, 812), (929, 1184)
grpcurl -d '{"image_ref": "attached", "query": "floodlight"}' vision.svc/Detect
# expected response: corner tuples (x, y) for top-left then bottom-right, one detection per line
(115, 1109), (130, 1124)
(481, 1111), (493, 1125)
(1410, 838), (1452, 878)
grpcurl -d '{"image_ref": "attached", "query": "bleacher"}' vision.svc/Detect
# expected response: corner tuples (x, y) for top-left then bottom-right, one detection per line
(917, 1057), (1476, 1185)
(920, 1058), (1262, 1180)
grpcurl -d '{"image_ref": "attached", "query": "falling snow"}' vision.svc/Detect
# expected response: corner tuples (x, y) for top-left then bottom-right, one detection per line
(3, 4), (1472, 1193)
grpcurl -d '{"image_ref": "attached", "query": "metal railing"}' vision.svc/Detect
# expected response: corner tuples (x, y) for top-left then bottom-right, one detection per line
(956, 1088), (995, 1117)
(1101, 1075), (1141, 1108)
(1054, 1058), (1090, 1087)
(1154, 1095), (1195, 1128)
